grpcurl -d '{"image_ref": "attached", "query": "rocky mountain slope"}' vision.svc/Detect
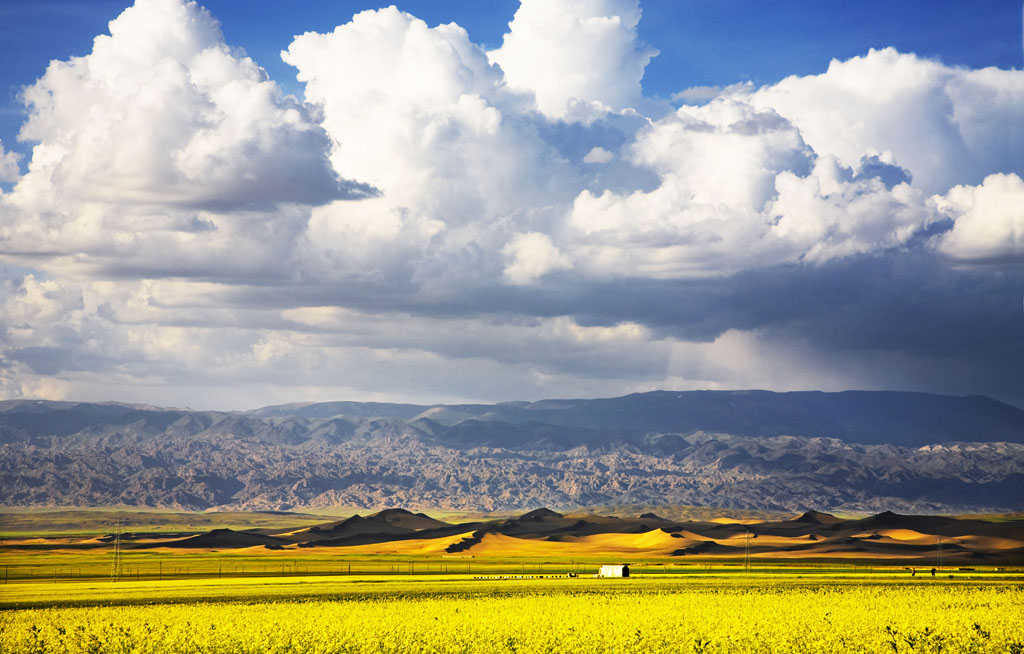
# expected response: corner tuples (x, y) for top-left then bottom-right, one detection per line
(2, 390), (1022, 513)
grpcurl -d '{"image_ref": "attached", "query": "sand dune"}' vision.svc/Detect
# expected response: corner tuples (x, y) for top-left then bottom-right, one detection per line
(450, 530), (689, 556)
(673, 530), (715, 541)
(324, 531), (479, 555)
(155, 528), (289, 549)
(564, 529), (686, 552)
(669, 530), (816, 548)
(876, 528), (933, 542)
(954, 534), (1024, 550)
(8, 508), (1021, 563)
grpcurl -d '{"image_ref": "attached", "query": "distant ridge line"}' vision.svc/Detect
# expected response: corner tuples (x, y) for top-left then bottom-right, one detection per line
(2, 390), (1022, 513)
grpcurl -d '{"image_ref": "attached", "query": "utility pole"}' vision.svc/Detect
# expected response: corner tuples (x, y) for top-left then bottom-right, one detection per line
(744, 530), (751, 572)
(110, 519), (122, 582)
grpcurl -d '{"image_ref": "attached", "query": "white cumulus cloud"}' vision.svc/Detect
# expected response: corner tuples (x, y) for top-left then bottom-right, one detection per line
(934, 173), (1024, 262)
(746, 48), (1024, 195)
(14, 0), (350, 211)
(488, 0), (656, 118)
(0, 0), (371, 282)
(566, 98), (934, 277)
(0, 141), (20, 183)
(502, 232), (573, 285)
(583, 146), (615, 164)
(283, 6), (583, 285)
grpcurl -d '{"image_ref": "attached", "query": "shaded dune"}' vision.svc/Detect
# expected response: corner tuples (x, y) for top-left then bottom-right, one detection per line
(673, 541), (739, 556)
(518, 508), (564, 521)
(154, 528), (289, 549)
(792, 510), (844, 525)
(287, 508), (453, 543)
(445, 530), (486, 554)
(322, 531), (478, 555)
(313, 522), (486, 548)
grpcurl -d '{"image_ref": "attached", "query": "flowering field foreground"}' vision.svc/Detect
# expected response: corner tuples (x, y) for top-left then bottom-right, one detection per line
(1, 584), (1022, 653)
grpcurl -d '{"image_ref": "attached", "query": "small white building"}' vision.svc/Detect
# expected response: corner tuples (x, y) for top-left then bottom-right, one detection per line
(596, 564), (630, 578)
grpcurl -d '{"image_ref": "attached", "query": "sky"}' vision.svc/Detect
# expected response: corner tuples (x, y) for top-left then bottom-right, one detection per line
(0, 0), (1022, 410)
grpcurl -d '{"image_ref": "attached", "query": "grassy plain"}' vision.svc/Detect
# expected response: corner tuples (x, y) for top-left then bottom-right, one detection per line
(7, 542), (1014, 589)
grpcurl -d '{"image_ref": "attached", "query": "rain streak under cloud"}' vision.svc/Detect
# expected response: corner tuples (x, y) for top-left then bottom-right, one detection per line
(0, 0), (1022, 409)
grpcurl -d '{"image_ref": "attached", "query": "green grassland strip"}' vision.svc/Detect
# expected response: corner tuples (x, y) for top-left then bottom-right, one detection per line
(2, 572), (1022, 611)
(3, 547), (1017, 590)
(0, 509), (340, 535)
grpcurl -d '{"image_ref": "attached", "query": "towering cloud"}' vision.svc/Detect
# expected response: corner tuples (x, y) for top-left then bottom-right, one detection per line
(16, 0), (352, 211)
(3, 0), (367, 281)
(283, 6), (582, 285)
(488, 0), (656, 118)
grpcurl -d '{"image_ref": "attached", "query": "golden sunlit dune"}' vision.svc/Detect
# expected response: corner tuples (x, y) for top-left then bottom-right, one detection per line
(876, 528), (933, 542)
(91, 537), (182, 546)
(669, 530), (813, 548)
(444, 530), (690, 557)
(563, 529), (687, 552)
(716, 533), (820, 547)
(673, 530), (713, 541)
(859, 530), (1022, 550)
(754, 535), (820, 547)
(5, 538), (74, 546)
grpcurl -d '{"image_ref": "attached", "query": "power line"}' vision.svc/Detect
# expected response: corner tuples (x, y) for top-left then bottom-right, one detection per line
(110, 518), (122, 582)
(744, 529), (751, 572)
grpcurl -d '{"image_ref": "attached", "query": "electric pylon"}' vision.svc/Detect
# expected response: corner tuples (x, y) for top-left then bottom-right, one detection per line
(110, 519), (122, 582)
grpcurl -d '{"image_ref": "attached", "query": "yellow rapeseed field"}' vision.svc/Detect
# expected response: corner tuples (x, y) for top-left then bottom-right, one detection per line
(1, 583), (1022, 653)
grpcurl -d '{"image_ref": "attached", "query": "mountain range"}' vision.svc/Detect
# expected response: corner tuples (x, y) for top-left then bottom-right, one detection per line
(1, 390), (1022, 513)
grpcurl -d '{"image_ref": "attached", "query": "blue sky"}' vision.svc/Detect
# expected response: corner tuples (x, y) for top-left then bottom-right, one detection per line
(0, 0), (1022, 409)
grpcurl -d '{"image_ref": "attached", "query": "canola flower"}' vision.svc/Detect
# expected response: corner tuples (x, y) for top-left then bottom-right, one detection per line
(1, 584), (1022, 653)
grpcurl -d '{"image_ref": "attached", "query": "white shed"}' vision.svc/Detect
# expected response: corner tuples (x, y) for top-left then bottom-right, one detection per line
(597, 564), (630, 578)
